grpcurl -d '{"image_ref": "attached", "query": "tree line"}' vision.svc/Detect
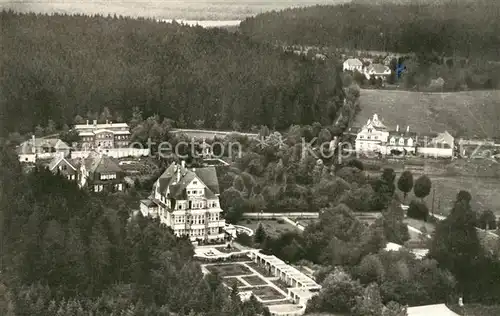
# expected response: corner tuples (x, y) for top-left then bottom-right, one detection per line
(0, 10), (345, 138)
(240, 2), (500, 90)
(0, 147), (269, 316)
(221, 127), (500, 314)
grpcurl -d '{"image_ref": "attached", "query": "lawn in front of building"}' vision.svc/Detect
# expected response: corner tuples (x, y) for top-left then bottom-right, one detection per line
(205, 263), (253, 277)
(222, 277), (247, 288)
(251, 286), (287, 301)
(242, 275), (268, 286)
(215, 245), (241, 253)
(238, 219), (301, 238)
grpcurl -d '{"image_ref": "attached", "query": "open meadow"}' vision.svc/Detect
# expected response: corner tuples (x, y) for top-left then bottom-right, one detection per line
(238, 219), (301, 238)
(388, 172), (500, 216)
(357, 89), (500, 139)
(0, 0), (349, 20)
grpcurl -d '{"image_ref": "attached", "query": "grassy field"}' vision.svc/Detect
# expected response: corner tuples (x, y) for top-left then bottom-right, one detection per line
(239, 219), (301, 238)
(449, 304), (500, 316)
(0, 0), (350, 20)
(242, 275), (268, 286)
(205, 263), (253, 277)
(399, 175), (500, 216)
(250, 286), (286, 300)
(223, 277), (247, 288)
(357, 89), (500, 139)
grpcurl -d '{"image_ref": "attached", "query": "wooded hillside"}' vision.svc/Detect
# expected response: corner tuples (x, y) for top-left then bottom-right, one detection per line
(240, 2), (500, 58)
(0, 11), (345, 137)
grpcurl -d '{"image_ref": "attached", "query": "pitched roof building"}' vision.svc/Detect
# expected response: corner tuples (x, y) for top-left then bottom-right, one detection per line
(17, 135), (70, 163)
(73, 119), (130, 150)
(343, 58), (363, 72)
(79, 154), (126, 192)
(364, 63), (391, 79)
(407, 304), (459, 316)
(140, 161), (226, 242)
(46, 154), (79, 181)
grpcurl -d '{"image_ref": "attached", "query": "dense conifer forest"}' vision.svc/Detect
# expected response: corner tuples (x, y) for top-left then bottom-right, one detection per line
(240, 2), (500, 90)
(0, 148), (271, 315)
(240, 2), (500, 58)
(0, 11), (345, 137)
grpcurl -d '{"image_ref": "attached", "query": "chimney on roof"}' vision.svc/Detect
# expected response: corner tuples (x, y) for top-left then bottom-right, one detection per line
(406, 126), (410, 133)
(93, 120), (97, 126)
(181, 160), (185, 169)
(106, 119), (108, 124)
(110, 121), (112, 126)
(177, 164), (181, 182)
(31, 134), (36, 154)
(396, 125), (399, 132)
(86, 120), (89, 125)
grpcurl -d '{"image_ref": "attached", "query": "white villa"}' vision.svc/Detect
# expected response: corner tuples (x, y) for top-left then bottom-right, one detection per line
(140, 161), (226, 242)
(343, 58), (363, 72)
(355, 114), (390, 153)
(364, 63), (391, 80)
(356, 114), (454, 158)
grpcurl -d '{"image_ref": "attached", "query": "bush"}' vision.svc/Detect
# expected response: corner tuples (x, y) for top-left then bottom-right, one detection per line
(477, 210), (497, 230)
(407, 200), (429, 221)
(346, 159), (364, 171)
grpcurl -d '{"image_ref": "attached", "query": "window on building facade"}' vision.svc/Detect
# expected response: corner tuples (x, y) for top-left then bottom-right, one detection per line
(101, 173), (116, 180)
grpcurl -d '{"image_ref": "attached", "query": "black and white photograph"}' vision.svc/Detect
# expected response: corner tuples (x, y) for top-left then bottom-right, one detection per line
(1, 0), (500, 315)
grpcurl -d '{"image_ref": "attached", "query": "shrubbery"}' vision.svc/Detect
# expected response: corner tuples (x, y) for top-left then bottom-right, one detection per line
(407, 200), (429, 221)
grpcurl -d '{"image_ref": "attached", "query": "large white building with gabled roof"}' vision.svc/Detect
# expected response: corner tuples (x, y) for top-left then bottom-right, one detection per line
(140, 161), (226, 242)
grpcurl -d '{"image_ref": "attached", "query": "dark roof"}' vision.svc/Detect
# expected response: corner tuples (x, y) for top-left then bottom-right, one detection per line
(388, 131), (417, 138)
(48, 156), (78, 171)
(194, 167), (220, 194)
(84, 155), (123, 174)
(141, 199), (157, 208)
(157, 162), (219, 199)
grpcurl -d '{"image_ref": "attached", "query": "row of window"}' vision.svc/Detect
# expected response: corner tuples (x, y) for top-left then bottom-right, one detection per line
(187, 189), (202, 195)
(174, 213), (220, 224)
(96, 133), (113, 139)
(100, 173), (117, 180)
(176, 201), (218, 210)
(175, 227), (220, 236)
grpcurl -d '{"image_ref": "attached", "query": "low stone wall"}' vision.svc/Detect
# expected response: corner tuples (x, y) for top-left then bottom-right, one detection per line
(242, 212), (319, 219)
(281, 217), (306, 231)
(71, 148), (150, 159)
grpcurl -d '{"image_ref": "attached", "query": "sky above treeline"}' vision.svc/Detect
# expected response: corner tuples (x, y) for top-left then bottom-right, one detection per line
(0, 0), (351, 20)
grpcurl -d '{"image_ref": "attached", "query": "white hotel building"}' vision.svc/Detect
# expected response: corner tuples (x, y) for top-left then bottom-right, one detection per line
(140, 161), (226, 242)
